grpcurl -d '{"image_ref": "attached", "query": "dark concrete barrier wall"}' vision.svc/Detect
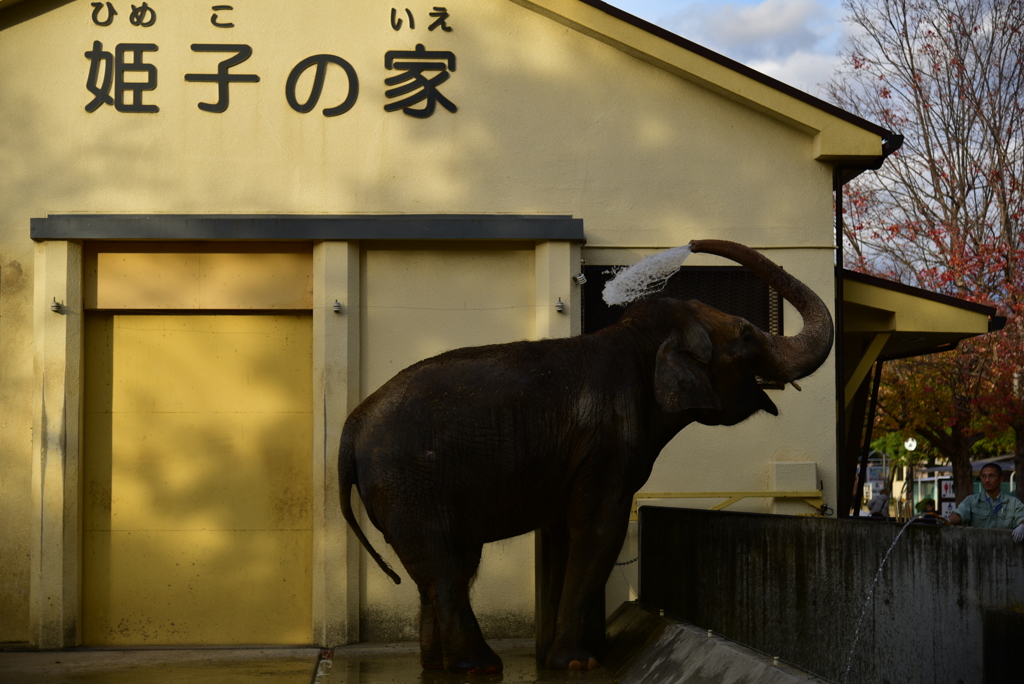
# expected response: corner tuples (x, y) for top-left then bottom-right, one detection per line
(604, 602), (829, 683)
(638, 507), (1024, 684)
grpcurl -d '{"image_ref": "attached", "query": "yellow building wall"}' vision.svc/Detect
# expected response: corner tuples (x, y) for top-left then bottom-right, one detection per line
(358, 243), (538, 641)
(84, 243), (314, 311)
(0, 0), (873, 645)
(82, 314), (313, 645)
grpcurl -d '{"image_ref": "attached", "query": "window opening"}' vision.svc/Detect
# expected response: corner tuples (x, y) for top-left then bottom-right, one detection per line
(582, 265), (784, 387)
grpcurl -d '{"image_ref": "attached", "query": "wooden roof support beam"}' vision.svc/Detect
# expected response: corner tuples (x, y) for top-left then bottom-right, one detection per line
(844, 332), (890, 408)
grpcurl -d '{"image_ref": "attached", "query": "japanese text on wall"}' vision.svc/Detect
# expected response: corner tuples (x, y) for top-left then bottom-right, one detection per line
(84, 3), (458, 118)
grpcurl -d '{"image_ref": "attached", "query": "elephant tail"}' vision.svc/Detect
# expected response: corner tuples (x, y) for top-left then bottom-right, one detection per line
(338, 429), (402, 585)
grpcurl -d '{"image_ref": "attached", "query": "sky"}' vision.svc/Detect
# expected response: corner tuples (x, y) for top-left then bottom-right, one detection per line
(606, 0), (852, 96)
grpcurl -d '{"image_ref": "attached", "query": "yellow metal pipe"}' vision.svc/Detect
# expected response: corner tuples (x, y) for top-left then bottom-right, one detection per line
(630, 491), (825, 520)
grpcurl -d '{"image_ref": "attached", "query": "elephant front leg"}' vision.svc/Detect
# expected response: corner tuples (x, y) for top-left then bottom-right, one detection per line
(536, 522), (570, 665)
(545, 513), (630, 670)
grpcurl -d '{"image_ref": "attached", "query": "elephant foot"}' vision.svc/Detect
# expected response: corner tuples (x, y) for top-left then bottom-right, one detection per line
(420, 657), (444, 670)
(545, 649), (600, 670)
(420, 643), (444, 670)
(571, 657), (600, 670)
(444, 655), (503, 675)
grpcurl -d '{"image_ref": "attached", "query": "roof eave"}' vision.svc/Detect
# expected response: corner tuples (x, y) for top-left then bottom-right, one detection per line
(511, 0), (894, 164)
(842, 269), (998, 361)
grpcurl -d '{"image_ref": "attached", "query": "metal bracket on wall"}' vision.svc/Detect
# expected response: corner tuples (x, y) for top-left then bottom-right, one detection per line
(630, 491), (826, 521)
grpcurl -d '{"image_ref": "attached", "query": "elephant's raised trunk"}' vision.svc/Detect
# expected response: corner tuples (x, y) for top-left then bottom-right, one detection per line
(689, 239), (834, 382)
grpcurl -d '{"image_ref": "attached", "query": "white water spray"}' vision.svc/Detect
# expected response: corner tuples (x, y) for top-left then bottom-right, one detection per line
(841, 518), (916, 684)
(602, 245), (693, 306)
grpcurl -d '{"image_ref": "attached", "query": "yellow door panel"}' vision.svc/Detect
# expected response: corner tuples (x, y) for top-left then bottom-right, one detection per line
(84, 245), (314, 311)
(83, 314), (312, 646)
(358, 246), (537, 641)
(82, 530), (312, 645)
(85, 411), (311, 534)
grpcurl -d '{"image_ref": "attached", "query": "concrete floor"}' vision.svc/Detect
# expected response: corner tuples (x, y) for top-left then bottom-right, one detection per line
(322, 640), (617, 683)
(0, 640), (618, 684)
(0, 648), (319, 684)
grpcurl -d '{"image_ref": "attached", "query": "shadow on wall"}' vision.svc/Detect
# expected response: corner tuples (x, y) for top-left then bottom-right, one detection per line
(82, 313), (314, 646)
(0, 256), (32, 643)
(0, 0), (840, 646)
(356, 242), (539, 642)
(0, 0), (820, 233)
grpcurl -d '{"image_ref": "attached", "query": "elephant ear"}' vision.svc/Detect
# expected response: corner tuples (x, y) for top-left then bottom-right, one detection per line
(654, 324), (721, 413)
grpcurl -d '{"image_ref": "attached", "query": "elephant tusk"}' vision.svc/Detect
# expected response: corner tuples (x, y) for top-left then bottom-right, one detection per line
(790, 381), (802, 391)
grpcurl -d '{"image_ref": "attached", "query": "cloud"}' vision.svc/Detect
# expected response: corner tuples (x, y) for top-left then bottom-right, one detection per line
(747, 50), (842, 95)
(650, 0), (847, 95)
(718, 0), (823, 55)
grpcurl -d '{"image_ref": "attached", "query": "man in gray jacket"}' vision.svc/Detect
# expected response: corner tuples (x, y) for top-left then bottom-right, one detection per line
(948, 463), (1024, 542)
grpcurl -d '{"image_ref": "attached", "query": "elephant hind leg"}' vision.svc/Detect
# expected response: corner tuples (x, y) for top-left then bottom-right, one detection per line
(419, 587), (443, 670)
(404, 542), (502, 675)
(436, 547), (502, 675)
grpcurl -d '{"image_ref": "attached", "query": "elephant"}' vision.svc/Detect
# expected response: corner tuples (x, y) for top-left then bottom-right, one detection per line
(338, 239), (834, 674)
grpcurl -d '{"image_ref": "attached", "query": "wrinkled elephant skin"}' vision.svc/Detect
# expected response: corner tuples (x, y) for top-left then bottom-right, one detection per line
(338, 239), (834, 674)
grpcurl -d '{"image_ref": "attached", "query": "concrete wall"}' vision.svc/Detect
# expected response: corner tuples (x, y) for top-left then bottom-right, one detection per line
(603, 603), (827, 684)
(638, 506), (1024, 684)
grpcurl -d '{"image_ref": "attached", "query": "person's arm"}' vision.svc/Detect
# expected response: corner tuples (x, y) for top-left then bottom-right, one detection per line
(949, 496), (971, 526)
(1009, 499), (1024, 542)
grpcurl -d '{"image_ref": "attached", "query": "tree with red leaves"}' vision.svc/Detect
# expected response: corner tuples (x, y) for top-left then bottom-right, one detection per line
(829, 0), (1024, 503)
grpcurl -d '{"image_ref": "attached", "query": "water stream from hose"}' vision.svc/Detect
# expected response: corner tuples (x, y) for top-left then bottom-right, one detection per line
(602, 245), (692, 306)
(840, 518), (917, 684)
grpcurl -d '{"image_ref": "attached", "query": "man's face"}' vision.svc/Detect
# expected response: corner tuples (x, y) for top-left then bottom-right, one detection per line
(980, 467), (1003, 496)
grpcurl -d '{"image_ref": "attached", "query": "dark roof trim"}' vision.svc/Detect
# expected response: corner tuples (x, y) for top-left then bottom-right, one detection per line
(843, 268), (997, 316)
(879, 341), (960, 363)
(31, 214), (586, 241)
(579, 0), (893, 139)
